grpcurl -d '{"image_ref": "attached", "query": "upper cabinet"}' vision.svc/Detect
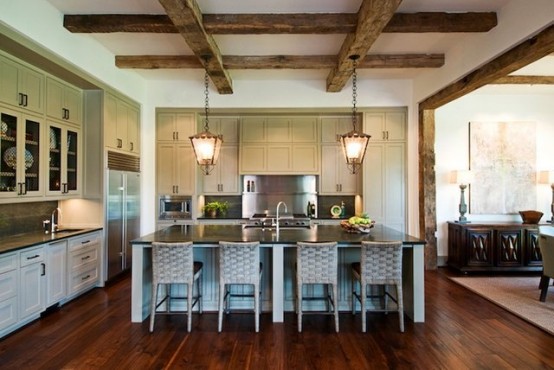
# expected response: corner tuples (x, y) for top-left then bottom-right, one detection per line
(363, 111), (406, 142)
(198, 116), (240, 194)
(156, 111), (197, 195)
(320, 117), (353, 144)
(157, 112), (196, 142)
(0, 53), (44, 115)
(46, 77), (82, 126)
(319, 117), (361, 195)
(45, 121), (81, 197)
(0, 108), (43, 199)
(104, 92), (140, 155)
(239, 116), (319, 174)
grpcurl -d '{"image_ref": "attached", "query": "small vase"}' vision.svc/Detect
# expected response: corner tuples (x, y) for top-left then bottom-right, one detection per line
(207, 210), (217, 218)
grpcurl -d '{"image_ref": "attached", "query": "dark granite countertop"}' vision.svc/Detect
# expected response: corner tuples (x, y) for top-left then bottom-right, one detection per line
(132, 224), (425, 245)
(0, 227), (103, 255)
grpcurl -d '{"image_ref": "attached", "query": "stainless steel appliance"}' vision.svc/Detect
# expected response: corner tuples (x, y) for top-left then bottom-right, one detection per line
(106, 152), (141, 280)
(242, 175), (317, 217)
(159, 195), (192, 220)
(244, 213), (311, 229)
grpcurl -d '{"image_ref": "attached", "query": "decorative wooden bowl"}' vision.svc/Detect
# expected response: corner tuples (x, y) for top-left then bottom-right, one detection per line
(519, 210), (543, 224)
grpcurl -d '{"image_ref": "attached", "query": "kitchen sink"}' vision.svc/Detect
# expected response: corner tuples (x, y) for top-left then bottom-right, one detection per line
(52, 228), (85, 234)
(243, 225), (311, 230)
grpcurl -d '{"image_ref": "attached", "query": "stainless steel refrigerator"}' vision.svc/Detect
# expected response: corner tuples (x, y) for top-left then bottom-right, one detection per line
(105, 152), (141, 281)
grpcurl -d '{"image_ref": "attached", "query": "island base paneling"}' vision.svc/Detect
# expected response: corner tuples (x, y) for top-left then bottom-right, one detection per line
(447, 221), (543, 273)
(130, 224), (425, 324)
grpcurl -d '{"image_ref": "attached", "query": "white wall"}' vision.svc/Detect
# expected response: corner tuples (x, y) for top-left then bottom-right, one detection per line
(413, 0), (554, 103)
(435, 91), (554, 261)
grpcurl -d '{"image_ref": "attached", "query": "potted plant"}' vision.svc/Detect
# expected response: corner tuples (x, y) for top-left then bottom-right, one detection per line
(203, 201), (228, 218)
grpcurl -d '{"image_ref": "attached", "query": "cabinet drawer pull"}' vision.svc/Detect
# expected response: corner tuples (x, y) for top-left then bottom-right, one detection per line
(117, 138), (123, 148)
(81, 240), (91, 244)
(27, 254), (40, 260)
(81, 255), (91, 261)
(175, 132), (179, 141)
(130, 142), (134, 151)
(41, 263), (46, 276)
(81, 274), (91, 281)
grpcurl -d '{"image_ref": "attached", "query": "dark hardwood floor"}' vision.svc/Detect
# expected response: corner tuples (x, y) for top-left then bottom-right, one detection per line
(1, 269), (554, 369)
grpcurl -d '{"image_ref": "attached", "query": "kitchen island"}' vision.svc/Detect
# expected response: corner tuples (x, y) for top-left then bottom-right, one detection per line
(131, 224), (426, 323)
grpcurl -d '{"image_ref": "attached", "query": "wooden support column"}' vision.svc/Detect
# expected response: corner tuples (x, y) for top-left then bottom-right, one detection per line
(419, 108), (437, 270)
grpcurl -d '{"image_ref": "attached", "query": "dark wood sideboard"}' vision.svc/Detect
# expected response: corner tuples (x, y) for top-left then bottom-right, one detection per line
(447, 221), (543, 273)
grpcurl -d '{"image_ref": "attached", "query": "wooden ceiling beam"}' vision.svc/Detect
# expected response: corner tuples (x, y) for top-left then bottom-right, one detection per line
(326, 0), (403, 93)
(158, 0), (232, 94)
(420, 24), (554, 109)
(491, 75), (554, 84)
(63, 12), (497, 34)
(115, 54), (445, 69)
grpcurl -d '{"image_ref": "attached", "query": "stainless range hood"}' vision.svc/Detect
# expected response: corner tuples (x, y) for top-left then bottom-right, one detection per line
(242, 175), (317, 218)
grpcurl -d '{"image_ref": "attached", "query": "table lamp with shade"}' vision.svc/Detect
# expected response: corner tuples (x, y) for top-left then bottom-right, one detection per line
(453, 170), (473, 223)
(538, 170), (554, 223)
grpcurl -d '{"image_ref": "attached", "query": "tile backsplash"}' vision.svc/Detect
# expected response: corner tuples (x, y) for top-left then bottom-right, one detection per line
(0, 201), (58, 237)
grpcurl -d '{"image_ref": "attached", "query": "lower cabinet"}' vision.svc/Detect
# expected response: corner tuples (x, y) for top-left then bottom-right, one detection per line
(19, 246), (46, 321)
(448, 222), (542, 273)
(0, 230), (102, 338)
(67, 232), (101, 299)
(47, 240), (67, 306)
(0, 253), (19, 333)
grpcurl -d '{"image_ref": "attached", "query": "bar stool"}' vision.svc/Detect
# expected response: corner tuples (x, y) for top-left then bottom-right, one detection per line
(351, 240), (404, 333)
(150, 241), (203, 332)
(218, 241), (262, 332)
(296, 241), (339, 333)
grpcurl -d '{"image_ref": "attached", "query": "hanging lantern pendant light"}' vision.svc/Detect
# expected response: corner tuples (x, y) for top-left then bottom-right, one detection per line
(339, 55), (371, 175)
(190, 65), (223, 175)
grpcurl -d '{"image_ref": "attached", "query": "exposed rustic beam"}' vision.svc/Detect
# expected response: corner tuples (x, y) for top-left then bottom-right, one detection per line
(115, 54), (444, 69)
(203, 12), (497, 34)
(419, 108), (437, 270)
(491, 75), (554, 84)
(420, 24), (554, 109)
(326, 0), (403, 93)
(158, 0), (232, 94)
(63, 12), (497, 34)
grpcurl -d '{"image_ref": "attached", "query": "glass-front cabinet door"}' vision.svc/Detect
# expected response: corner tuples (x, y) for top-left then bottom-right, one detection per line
(46, 121), (80, 196)
(0, 108), (42, 198)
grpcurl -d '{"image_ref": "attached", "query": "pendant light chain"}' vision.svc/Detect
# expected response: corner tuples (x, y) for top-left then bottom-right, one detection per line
(204, 69), (210, 131)
(351, 59), (358, 131)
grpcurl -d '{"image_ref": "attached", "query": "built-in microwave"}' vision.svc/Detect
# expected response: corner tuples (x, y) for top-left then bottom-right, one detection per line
(159, 195), (192, 220)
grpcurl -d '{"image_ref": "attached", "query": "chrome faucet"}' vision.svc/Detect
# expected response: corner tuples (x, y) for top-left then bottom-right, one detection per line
(276, 201), (287, 234)
(51, 207), (62, 233)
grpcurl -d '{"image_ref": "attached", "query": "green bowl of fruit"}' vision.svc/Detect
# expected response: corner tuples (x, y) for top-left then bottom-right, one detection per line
(340, 214), (375, 233)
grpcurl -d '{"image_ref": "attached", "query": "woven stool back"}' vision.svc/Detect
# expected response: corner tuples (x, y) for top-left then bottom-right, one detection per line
(297, 242), (338, 284)
(152, 242), (194, 284)
(360, 241), (403, 285)
(219, 241), (260, 284)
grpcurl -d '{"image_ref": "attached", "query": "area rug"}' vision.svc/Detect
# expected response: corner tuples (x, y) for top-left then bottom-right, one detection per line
(449, 276), (554, 335)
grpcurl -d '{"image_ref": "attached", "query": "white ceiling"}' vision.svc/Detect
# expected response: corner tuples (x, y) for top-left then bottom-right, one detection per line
(45, 0), (553, 87)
